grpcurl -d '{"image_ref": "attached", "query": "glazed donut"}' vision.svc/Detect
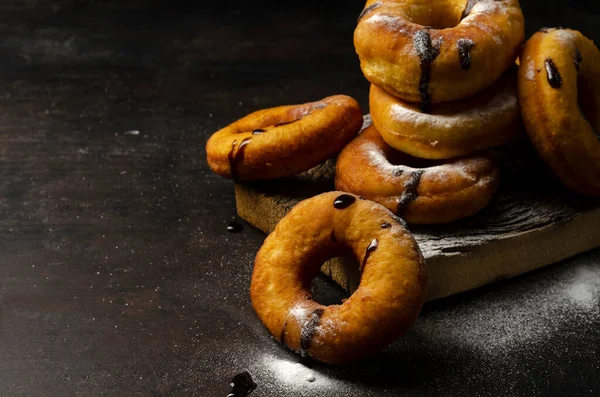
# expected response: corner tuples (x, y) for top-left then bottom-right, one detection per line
(335, 125), (500, 224)
(518, 28), (600, 195)
(206, 95), (363, 181)
(354, 0), (525, 109)
(250, 191), (427, 364)
(370, 70), (522, 160)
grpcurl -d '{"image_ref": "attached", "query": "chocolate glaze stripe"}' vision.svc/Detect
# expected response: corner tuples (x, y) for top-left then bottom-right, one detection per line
(414, 30), (441, 113)
(397, 170), (425, 216)
(360, 239), (379, 271)
(227, 140), (238, 180)
(545, 58), (562, 89)
(227, 137), (252, 181)
(299, 308), (325, 355)
(357, 2), (382, 22)
(392, 214), (408, 228)
(574, 48), (583, 71)
(457, 39), (476, 70)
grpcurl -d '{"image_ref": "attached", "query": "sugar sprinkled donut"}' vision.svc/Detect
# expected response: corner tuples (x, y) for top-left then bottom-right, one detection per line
(369, 70), (522, 160)
(250, 191), (427, 364)
(518, 28), (600, 195)
(206, 95), (363, 181)
(335, 125), (500, 224)
(354, 0), (525, 109)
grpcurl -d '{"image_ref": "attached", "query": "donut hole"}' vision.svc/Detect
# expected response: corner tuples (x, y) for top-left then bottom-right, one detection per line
(578, 75), (600, 131)
(307, 247), (359, 306)
(402, 0), (465, 30)
(310, 273), (348, 305)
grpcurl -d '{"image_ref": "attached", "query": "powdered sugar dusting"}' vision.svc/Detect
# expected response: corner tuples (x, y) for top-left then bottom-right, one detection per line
(471, 0), (509, 15)
(366, 13), (408, 32)
(553, 29), (578, 45)
(415, 259), (600, 357)
(289, 305), (308, 324)
(252, 354), (346, 392)
(525, 58), (536, 80)
(389, 88), (516, 132)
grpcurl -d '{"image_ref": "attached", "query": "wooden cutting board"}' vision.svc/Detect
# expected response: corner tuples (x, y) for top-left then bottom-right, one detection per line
(234, 116), (600, 302)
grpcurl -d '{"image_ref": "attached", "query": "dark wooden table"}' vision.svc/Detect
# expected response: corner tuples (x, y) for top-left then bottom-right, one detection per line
(0, 1), (599, 396)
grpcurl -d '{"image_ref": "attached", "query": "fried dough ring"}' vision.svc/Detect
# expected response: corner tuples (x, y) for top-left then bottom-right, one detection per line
(250, 191), (427, 364)
(518, 28), (600, 195)
(370, 70), (521, 160)
(354, 0), (524, 108)
(335, 125), (500, 224)
(206, 95), (363, 181)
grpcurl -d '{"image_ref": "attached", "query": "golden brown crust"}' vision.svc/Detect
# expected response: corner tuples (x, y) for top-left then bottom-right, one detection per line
(518, 28), (600, 195)
(205, 95), (363, 181)
(354, 0), (524, 106)
(250, 192), (427, 364)
(335, 125), (500, 224)
(370, 70), (522, 159)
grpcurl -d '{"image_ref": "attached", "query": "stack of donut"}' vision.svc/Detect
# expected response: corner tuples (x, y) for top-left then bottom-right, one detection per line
(343, 0), (525, 224)
(206, 0), (600, 365)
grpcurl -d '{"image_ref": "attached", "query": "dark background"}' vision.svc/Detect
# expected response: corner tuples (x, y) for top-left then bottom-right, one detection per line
(0, 0), (599, 396)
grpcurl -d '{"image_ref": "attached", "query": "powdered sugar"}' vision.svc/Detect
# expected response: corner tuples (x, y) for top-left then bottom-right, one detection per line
(289, 305), (308, 324)
(525, 58), (536, 80)
(553, 29), (578, 45)
(415, 258), (600, 357)
(471, 0), (510, 15)
(251, 353), (347, 394)
(366, 13), (408, 33)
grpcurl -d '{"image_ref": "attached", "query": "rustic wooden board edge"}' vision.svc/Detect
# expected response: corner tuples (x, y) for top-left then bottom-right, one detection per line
(235, 183), (600, 302)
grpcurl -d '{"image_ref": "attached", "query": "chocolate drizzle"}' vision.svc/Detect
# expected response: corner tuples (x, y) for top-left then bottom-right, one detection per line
(414, 30), (442, 113)
(461, 0), (480, 20)
(357, 2), (382, 22)
(397, 170), (425, 216)
(227, 137), (252, 180)
(252, 129), (265, 135)
(545, 58), (562, 89)
(457, 39), (476, 70)
(299, 308), (325, 355)
(360, 238), (379, 271)
(380, 222), (392, 229)
(333, 194), (356, 209)
(391, 214), (408, 228)
(227, 371), (257, 397)
(574, 48), (583, 71)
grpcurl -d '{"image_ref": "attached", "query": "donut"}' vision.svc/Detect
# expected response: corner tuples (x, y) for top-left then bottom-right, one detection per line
(206, 95), (363, 181)
(354, 0), (525, 109)
(335, 125), (500, 224)
(369, 70), (522, 160)
(250, 191), (427, 364)
(518, 28), (600, 195)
